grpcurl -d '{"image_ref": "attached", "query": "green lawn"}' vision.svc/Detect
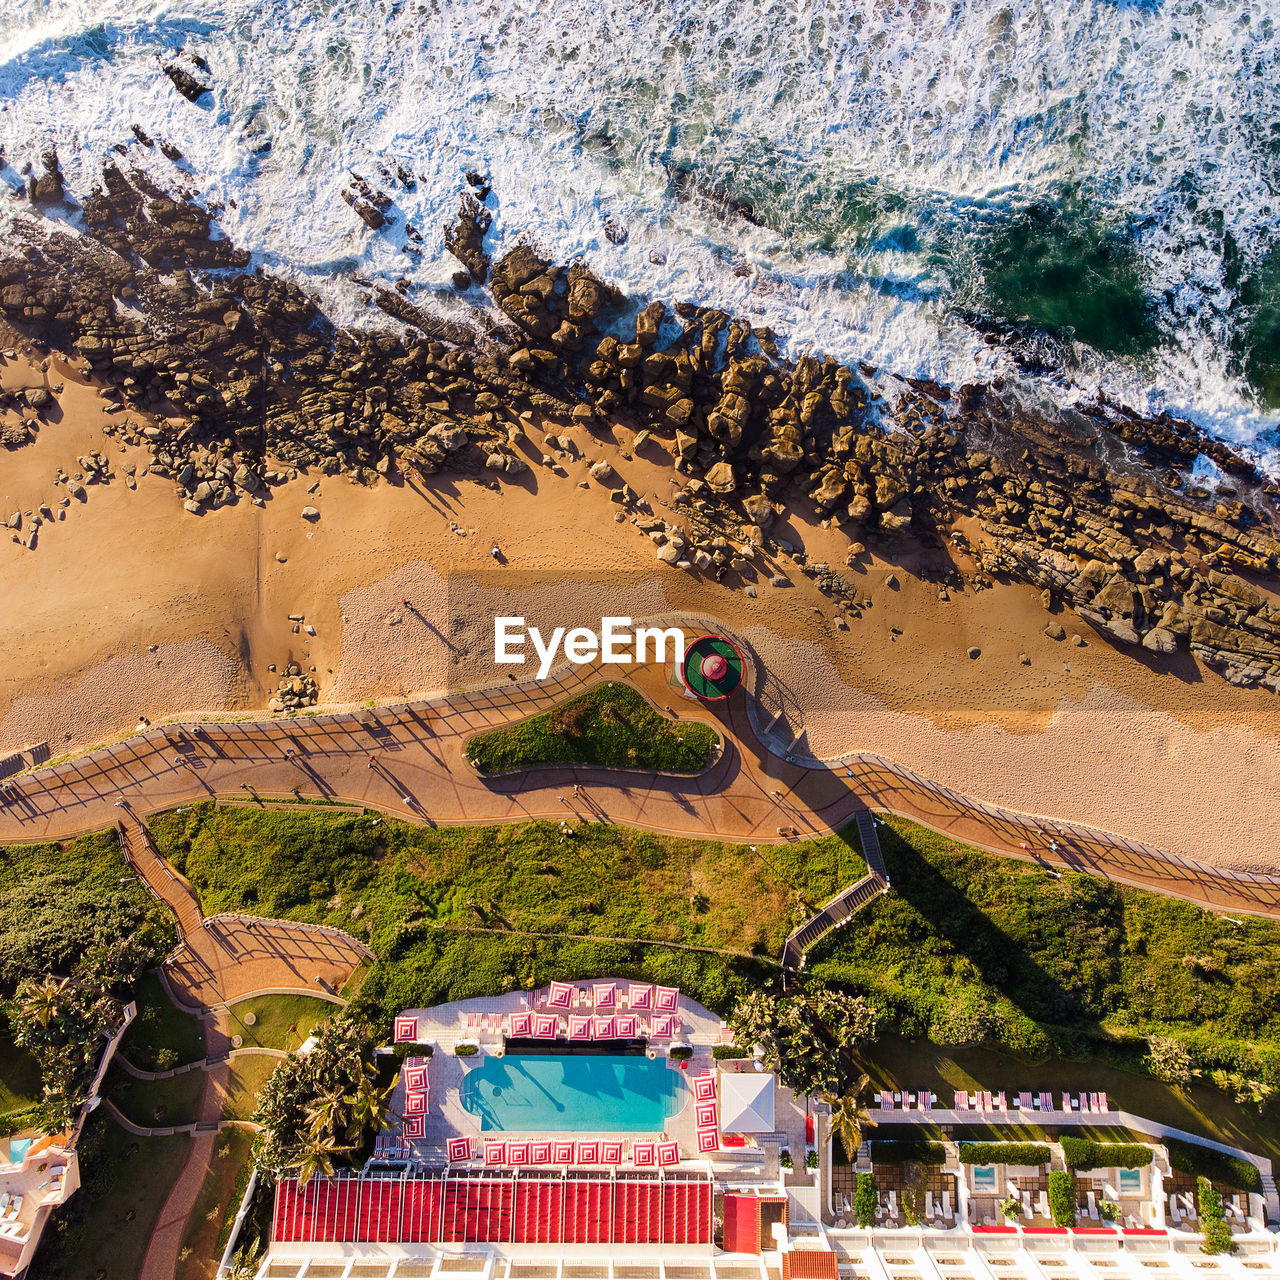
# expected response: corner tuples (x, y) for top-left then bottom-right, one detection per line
(0, 1027), (42, 1118)
(221, 1056), (279, 1121)
(810, 815), (1280, 1093)
(177, 1127), (256, 1280)
(122, 972), (207, 1071)
(465, 682), (718, 774)
(149, 803), (865, 1019)
(28, 1114), (191, 1280)
(224, 994), (334, 1054)
(105, 1062), (205, 1129)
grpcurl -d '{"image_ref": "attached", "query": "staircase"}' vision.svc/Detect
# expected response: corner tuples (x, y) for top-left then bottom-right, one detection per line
(118, 818), (203, 938)
(781, 811), (890, 983)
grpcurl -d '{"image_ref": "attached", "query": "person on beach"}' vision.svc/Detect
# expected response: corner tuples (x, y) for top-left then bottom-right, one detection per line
(491, 543), (501, 558)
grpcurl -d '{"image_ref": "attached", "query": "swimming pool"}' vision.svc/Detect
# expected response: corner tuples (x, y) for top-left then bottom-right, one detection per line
(460, 1054), (685, 1132)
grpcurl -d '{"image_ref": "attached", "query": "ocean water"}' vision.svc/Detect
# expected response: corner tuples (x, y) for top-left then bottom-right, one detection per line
(1, 0), (1278, 469)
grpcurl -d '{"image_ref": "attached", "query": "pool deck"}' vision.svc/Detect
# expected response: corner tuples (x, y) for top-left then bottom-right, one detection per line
(390, 984), (809, 1175)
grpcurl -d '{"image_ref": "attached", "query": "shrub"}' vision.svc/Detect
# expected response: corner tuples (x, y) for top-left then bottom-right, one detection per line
(1196, 1176), (1236, 1255)
(1098, 1199), (1120, 1222)
(1047, 1170), (1077, 1227)
(780, 1149), (793, 1169)
(1060, 1138), (1154, 1171)
(668, 1044), (693, 1060)
(1166, 1140), (1262, 1193)
(806, 1151), (818, 1169)
(999, 1194), (1021, 1221)
(959, 1142), (1050, 1167)
(854, 1172), (877, 1227)
(454, 1043), (477, 1057)
(712, 1044), (747, 1060)
(870, 1139), (946, 1165)
(465, 683), (719, 775)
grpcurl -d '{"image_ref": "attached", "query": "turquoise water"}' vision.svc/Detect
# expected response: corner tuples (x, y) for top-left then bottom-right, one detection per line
(6, 1138), (33, 1165)
(460, 1054), (685, 1133)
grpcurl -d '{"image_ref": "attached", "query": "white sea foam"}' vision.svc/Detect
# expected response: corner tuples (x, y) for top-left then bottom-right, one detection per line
(1, 0), (1277, 469)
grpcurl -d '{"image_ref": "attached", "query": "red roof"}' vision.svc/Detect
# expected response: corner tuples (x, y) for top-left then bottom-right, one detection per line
(782, 1250), (839, 1280)
(722, 1193), (762, 1255)
(273, 1174), (712, 1246)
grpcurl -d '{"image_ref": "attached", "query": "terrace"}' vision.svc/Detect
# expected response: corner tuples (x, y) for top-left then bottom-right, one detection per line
(0, 1134), (78, 1277)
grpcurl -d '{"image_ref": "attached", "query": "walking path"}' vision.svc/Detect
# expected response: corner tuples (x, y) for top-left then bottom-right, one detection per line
(1, 646), (1278, 923)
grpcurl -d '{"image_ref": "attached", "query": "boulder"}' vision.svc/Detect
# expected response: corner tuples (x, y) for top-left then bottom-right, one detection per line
(301, 505), (320, 521)
(1141, 627), (1178, 654)
(704, 461), (736, 495)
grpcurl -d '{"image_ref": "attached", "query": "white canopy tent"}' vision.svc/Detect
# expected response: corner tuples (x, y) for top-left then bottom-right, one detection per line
(719, 1071), (776, 1133)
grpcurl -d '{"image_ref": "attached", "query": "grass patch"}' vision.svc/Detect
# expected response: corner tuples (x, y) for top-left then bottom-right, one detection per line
(809, 815), (1280, 1089)
(28, 1113), (191, 1280)
(105, 1062), (205, 1129)
(224, 994), (334, 1053)
(148, 804), (863, 1021)
(122, 971), (207, 1071)
(176, 1128), (255, 1280)
(220, 1056), (280, 1121)
(1166, 1139), (1262, 1193)
(465, 683), (718, 774)
(0, 1026), (42, 1116)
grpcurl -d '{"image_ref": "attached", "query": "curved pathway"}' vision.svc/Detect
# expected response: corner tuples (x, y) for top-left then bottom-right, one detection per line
(1, 654), (1278, 921)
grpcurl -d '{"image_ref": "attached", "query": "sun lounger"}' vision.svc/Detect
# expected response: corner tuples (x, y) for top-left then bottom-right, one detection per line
(956, 1091), (969, 1110)
(1040, 1091), (1054, 1112)
(995, 1090), (1007, 1110)
(1098, 1091), (1109, 1111)
(880, 1090), (892, 1110)
(1023, 1191), (1033, 1219)
(918, 1091), (928, 1111)
(1018, 1091), (1033, 1110)
(942, 1191), (952, 1219)
(1087, 1191), (1099, 1220)
(888, 1190), (898, 1219)
(0, 1195), (8, 1217)
(926, 1191), (935, 1219)
(1038, 1191), (1051, 1218)
(1061, 1092), (1072, 1112)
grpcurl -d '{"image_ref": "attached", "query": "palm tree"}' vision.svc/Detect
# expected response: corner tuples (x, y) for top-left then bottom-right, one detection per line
(344, 1072), (398, 1142)
(306, 1088), (350, 1142)
(22, 976), (68, 1029)
(293, 1135), (350, 1189)
(826, 1074), (877, 1162)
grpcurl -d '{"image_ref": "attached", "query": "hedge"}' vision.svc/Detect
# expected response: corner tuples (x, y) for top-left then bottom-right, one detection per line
(959, 1142), (1051, 1167)
(1167, 1140), (1262, 1193)
(1048, 1170), (1077, 1227)
(712, 1045), (748, 1060)
(854, 1172), (878, 1227)
(1060, 1138), (1153, 1171)
(1197, 1176), (1236, 1255)
(870, 1139), (947, 1165)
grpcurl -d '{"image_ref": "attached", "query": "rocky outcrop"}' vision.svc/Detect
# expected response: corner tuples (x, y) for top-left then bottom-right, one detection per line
(1, 168), (1277, 692)
(163, 62), (210, 103)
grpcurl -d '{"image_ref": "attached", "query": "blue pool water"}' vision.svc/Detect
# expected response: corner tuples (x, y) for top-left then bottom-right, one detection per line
(460, 1054), (685, 1133)
(6, 1138), (33, 1165)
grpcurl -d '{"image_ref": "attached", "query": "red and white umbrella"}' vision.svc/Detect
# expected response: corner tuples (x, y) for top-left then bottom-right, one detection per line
(531, 1141), (552, 1165)
(696, 1128), (719, 1154)
(593, 982), (617, 1009)
(533, 1012), (558, 1038)
(601, 1140), (623, 1164)
(546, 981), (574, 1010)
(693, 1074), (718, 1102)
(447, 1137), (472, 1162)
(484, 1140), (507, 1165)
(654, 986), (679, 1012)
(576, 1140), (601, 1164)
(615, 1014), (638, 1038)
(593, 1015), (617, 1040)
(404, 1064), (428, 1092)
(394, 1015), (419, 1043)
(509, 1011), (533, 1038)
(568, 1014), (592, 1040)
(553, 1141), (575, 1164)
(628, 983), (653, 1011)
(403, 1116), (425, 1139)
(632, 1141), (656, 1168)
(656, 1140), (679, 1167)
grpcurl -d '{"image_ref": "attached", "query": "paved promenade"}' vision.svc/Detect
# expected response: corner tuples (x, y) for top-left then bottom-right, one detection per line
(1, 655), (1278, 920)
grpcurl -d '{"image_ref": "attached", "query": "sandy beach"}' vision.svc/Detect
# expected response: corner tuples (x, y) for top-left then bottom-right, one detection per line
(1, 338), (1277, 871)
